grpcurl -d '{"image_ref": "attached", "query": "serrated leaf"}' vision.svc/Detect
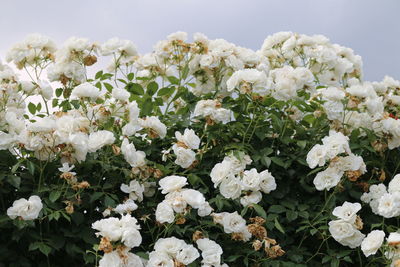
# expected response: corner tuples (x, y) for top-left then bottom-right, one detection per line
(49, 191), (61, 202)
(252, 204), (267, 219)
(167, 76), (180, 85)
(147, 81), (158, 96)
(126, 83), (144, 95)
(157, 86), (175, 97)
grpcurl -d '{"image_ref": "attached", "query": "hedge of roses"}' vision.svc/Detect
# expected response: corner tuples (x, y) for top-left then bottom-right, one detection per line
(1, 31), (400, 266)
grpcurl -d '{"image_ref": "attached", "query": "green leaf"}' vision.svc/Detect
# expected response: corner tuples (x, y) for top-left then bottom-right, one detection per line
(28, 102), (36, 114)
(268, 205), (286, 214)
(27, 161), (35, 175)
(55, 88), (63, 97)
(274, 218), (285, 234)
(39, 243), (52, 256)
(103, 82), (113, 93)
(157, 86), (175, 97)
(126, 83), (144, 95)
(271, 157), (286, 168)
(147, 81), (158, 96)
(127, 73), (134, 81)
(252, 204), (267, 219)
(95, 71), (103, 79)
(167, 76), (180, 85)
(49, 191), (62, 202)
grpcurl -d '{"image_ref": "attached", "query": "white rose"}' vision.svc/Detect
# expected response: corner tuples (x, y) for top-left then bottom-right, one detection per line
(210, 161), (232, 187)
(181, 189), (206, 209)
(91, 217), (122, 241)
(328, 219), (356, 240)
(388, 232), (400, 246)
(329, 219), (364, 248)
(120, 179), (145, 202)
(332, 201), (361, 223)
(176, 245), (200, 265)
(221, 211), (247, 234)
(154, 237), (186, 255)
(112, 87), (130, 101)
(71, 82), (101, 99)
(240, 191), (262, 206)
(361, 230), (385, 257)
(172, 144), (196, 168)
(259, 170), (277, 194)
(147, 251), (174, 267)
(7, 195), (43, 220)
(175, 128), (200, 150)
(121, 138), (146, 168)
(240, 168), (262, 191)
(377, 193), (400, 218)
(88, 130), (115, 152)
(155, 201), (175, 223)
(165, 191), (187, 213)
(313, 167), (343, 191)
(159, 176), (187, 194)
(219, 177), (242, 199)
(389, 174), (400, 194)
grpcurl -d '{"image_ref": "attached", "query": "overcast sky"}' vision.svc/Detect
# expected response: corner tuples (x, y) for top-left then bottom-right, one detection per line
(1, 0), (399, 81)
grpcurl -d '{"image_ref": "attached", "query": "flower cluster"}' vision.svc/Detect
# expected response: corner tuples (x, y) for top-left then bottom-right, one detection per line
(307, 130), (366, 190)
(147, 237), (199, 266)
(361, 174), (400, 218)
(210, 152), (276, 206)
(156, 176), (212, 223)
(328, 202), (365, 248)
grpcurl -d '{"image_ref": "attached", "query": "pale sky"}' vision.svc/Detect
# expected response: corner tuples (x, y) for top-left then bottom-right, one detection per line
(1, 0), (399, 81)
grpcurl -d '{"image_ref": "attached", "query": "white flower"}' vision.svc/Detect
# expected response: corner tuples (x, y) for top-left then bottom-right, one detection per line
(101, 38), (138, 57)
(259, 170), (277, 194)
(172, 144), (196, 168)
(321, 130), (351, 159)
(120, 179), (145, 201)
(99, 248), (144, 267)
(155, 201), (175, 223)
(154, 237), (186, 255)
(147, 251), (174, 267)
(181, 189), (206, 209)
(71, 82), (101, 99)
(240, 168), (262, 191)
(175, 129), (200, 150)
(226, 69), (268, 94)
(389, 174), (400, 194)
(313, 167), (343, 191)
(114, 199), (138, 215)
(7, 195), (43, 220)
(88, 130), (115, 152)
(58, 162), (76, 175)
(332, 202), (361, 223)
(176, 245), (200, 265)
(388, 232), (400, 246)
(139, 116), (167, 139)
(121, 138), (146, 168)
(240, 191), (262, 206)
(210, 161), (232, 187)
(328, 219), (364, 248)
(159, 175), (187, 194)
(112, 87), (130, 101)
(219, 177), (242, 199)
(92, 214), (142, 249)
(306, 144), (328, 169)
(37, 80), (53, 100)
(196, 238), (223, 266)
(361, 230), (385, 257)
(377, 193), (400, 218)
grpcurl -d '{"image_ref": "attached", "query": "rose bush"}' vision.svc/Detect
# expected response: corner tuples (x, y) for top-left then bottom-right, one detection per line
(1, 31), (400, 266)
